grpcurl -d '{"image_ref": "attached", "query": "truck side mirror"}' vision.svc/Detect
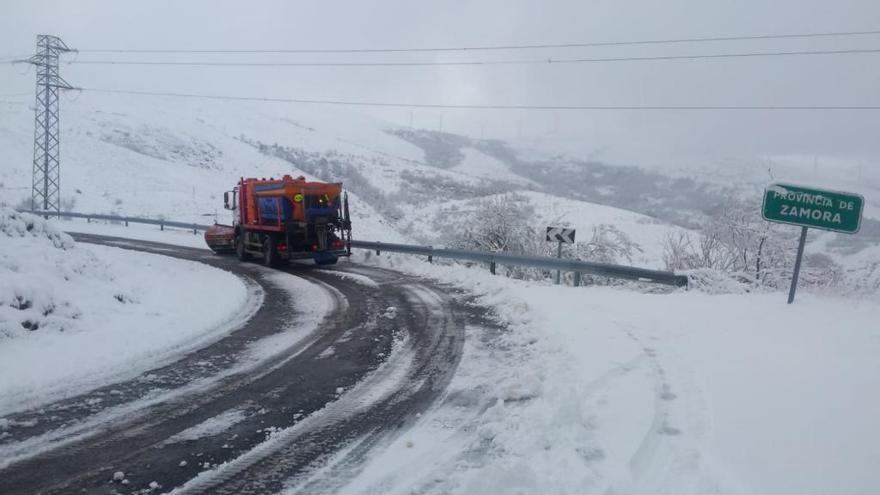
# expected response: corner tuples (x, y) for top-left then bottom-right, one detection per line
(223, 191), (231, 210)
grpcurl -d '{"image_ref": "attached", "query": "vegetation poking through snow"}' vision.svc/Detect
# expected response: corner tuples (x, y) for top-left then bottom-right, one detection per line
(438, 194), (643, 284)
(658, 198), (880, 294)
(662, 202), (797, 287)
(386, 128), (468, 168)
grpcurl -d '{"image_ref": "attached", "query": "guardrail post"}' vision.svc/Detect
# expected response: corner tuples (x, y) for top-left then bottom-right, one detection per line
(555, 241), (562, 285)
(574, 272), (581, 287)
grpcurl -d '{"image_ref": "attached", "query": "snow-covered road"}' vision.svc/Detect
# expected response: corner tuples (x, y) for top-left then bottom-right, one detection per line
(0, 234), (483, 494)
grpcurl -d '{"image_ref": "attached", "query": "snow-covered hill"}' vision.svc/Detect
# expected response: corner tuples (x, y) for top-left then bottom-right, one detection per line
(0, 95), (419, 242)
(0, 93), (691, 256)
(0, 92), (876, 273)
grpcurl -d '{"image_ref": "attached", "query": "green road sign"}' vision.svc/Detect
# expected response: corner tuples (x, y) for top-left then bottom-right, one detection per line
(762, 183), (864, 234)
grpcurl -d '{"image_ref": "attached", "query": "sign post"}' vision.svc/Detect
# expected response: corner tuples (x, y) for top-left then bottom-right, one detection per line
(762, 183), (863, 303)
(555, 241), (562, 284)
(787, 226), (808, 304)
(546, 226), (576, 285)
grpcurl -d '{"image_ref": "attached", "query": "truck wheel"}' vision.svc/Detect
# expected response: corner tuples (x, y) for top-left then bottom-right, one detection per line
(263, 236), (278, 267)
(236, 233), (250, 261)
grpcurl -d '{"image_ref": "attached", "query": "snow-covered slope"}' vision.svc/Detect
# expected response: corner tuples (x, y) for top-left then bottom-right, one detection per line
(449, 147), (537, 188)
(0, 94), (418, 243)
(1, 93), (684, 253)
(0, 208), (251, 412)
(0, 92), (874, 272)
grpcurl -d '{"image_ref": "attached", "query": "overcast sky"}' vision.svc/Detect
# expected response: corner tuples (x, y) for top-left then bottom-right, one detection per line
(2, 0), (880, 169)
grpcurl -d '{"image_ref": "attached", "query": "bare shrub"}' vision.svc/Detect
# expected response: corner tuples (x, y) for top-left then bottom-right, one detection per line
(800, 253), (843, 290)
(446, 194), (550, 279)
(662, 231), (735, 273)
(577, 224), (641, 265)
(575, 224), (643, 285)
(840, 260), (880, 295)
(662, 198), (852, 291)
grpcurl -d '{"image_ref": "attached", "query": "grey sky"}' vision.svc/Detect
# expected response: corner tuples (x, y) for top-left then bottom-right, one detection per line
(2, 0), (879, 168)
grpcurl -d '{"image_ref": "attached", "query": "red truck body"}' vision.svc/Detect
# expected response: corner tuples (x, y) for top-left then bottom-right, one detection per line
(206, 175), (352, 266)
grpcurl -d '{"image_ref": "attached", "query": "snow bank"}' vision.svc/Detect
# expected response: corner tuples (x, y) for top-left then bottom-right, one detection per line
(50, 216), (209, 249)
(0, 209), (79, 337)
(0, 208), (251, 412)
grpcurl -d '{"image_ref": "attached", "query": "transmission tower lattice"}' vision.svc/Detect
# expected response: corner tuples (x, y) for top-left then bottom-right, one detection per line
(27, 35), (75, 214)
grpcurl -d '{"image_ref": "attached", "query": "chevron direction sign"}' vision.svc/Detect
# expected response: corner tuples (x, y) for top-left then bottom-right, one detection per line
(546, 226), (576, 243)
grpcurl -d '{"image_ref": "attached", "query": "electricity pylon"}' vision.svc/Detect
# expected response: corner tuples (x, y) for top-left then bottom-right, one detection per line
(27, 35), (75, 215)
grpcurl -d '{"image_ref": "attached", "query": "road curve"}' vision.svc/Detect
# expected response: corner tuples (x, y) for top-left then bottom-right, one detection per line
(0, 233), (478, 494)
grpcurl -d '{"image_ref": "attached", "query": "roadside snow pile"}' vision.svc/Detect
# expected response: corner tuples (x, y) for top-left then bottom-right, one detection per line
(0, 208), (73, 248)
(681, 268), (754, 295)
(0, 208), (250, 411)
(0, 208), (86, 336)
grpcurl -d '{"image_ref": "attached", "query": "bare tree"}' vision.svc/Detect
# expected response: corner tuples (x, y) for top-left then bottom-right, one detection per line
(662, 230), (734, 272)
(573, 224), (643, 286)
(577, 224), (641, 265)
(663, 198), (811, 290)
(446, 193), (549, 279)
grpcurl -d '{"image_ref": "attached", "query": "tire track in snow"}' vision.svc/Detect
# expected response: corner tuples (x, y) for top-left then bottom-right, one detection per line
(0, 235), (475, 495)
(611, 325), (716, 495)
(174, 279), (467, 494)
(0, 235), (339, 493)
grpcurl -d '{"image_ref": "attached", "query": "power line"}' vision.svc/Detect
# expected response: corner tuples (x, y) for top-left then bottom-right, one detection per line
(67, 48), (880, 67)
(75, 29), (880, 54)
(81, 88), (880, 110)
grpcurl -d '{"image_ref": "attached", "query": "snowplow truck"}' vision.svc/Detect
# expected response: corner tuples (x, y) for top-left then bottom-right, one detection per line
(205, 175), (352, 266)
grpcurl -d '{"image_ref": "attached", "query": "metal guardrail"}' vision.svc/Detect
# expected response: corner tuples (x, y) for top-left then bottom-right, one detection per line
(28, 210), (688, 287)
(351, 241), (688, 287)
(27, 210), (212, 233)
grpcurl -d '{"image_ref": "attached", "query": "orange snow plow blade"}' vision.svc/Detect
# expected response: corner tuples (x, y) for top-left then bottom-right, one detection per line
(205, 224), (235, 253)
